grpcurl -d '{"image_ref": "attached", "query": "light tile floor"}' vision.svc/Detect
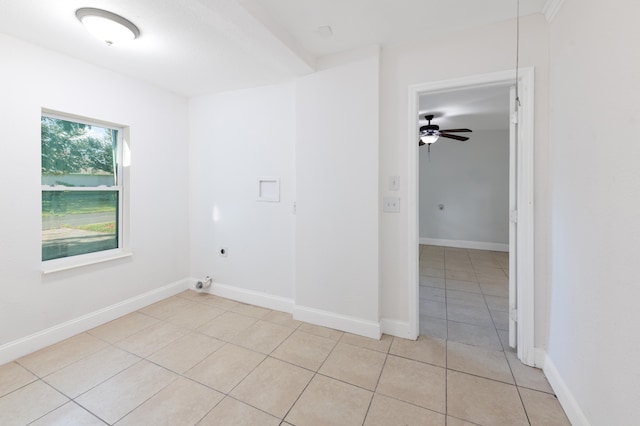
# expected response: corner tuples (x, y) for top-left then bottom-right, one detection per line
(0, 263), (570, 425)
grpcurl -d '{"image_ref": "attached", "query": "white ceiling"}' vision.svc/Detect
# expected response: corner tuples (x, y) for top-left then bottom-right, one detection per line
(419, 85), (512, 131)
(0, 0), (547, 97)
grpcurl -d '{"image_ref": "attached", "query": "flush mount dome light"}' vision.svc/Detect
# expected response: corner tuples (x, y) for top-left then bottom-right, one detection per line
(76, 8), (140, 45)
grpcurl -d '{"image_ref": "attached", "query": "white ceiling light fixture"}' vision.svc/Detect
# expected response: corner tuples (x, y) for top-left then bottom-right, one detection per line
(76, 8), (140, 46)
(420, 134), (439, 144)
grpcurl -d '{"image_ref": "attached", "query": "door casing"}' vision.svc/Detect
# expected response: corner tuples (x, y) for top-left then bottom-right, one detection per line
(407, 68), (536, 366)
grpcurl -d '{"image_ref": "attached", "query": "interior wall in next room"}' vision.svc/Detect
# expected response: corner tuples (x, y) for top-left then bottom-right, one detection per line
(419, 129), (509, 249)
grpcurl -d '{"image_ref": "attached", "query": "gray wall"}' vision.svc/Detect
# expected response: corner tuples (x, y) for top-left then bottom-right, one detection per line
(419, 129), (509, 245)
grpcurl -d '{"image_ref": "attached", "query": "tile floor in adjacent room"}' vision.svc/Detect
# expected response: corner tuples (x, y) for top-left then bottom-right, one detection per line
(0, 256), (571, 425)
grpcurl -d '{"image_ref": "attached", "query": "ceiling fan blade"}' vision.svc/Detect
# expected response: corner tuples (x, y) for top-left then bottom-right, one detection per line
(418, 140), (426, 146)
(440, 133), (470, 141)
(439, 128), (472, 133)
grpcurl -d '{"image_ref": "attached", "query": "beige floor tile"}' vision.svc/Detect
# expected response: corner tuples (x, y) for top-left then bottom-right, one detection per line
(192, 293), (240, 310)
(446, 304), (493, 327)
(88, 312), (159, 344)
(446, 279), (482, 294)
(419, 317), (448, 340)
(18, 333), (108, 377)
(519, 387), (571, 426)
(230, 357), (313, 418)
(117, 377), (224, 426)
(231, 320), (293, 354)
(196, 311), (257, 341)
(447, 341), (514, 384)
(364, 394), (445, 426)
(298, 322), (344, 340)
(389, 335), (446, 367)
(479, 281), (509, 297)
(376, 355), (445, 413)
(445, 262), (475, 273)
(165, 301), (225, 329)
(0, 380), (68, 426)
(115, 321), (187, 358)
(419, 285), (446, 301)
(420, 259), (445, 269)
(447, 321), (502, 351)
(484, 295), (509, 311)
(447, 370), (528, 426)
(199, 397), (280, 426)
(420, 276), (445, 288)
(340, 333), (392, 353)
(497, 329), (515, 353)
(271, 330), (336, 371)
(147, 331), (224, 373)
(230, 303), (272, 319)
(0, 362), (37, 397)
(139, 296), (193, 320)
(319, 342), (386, 390)
(30, 401), (104, 425)
(474, 266), (507, 280)
(421, 267), (445, 279)
(285, 374), (372, 426)
(175, 289), (203, 301)
(262, 310), (302, 329)
(75, 360), (177, 424)
(505, 352), (554, 393)
(185, 343), (265, 393)
(446, 269), (477, 282)
(470, 257), (502, 268)
(44, 346), (140, 398)
(446, 416), (479, 425)
(445, 290), (486, 308)
(490, 309), (509, 331)
(420, 300), (447, 320)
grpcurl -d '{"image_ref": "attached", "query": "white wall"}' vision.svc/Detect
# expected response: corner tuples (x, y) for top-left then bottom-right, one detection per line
(188, 83), (296, 302)
(419, 129), (509, 247)
(379, 14), (551, 346)
(546, 1), (640, 424)
(295, 47), (380, 336)
(0, 35), (189, 346)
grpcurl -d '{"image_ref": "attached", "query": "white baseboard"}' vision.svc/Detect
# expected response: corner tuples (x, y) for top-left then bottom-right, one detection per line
(0, 278), (190, 365)
(293, 305), (381, 339)
(419, 237), (509, 252)
(541, 351), (590, 426)
(204, 281), (294, 314)
(381, 318), (413, 339)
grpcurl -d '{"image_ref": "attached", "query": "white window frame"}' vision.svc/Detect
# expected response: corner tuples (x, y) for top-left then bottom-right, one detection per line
(41, 110), (131, 274)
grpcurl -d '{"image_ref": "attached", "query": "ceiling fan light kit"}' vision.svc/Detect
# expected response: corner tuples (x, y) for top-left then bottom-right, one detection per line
(76, 7), (140, 46)
(418, 114), (472, 148)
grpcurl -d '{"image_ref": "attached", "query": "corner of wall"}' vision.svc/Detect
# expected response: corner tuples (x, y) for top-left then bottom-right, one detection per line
(0, 278), (191, 365)
(542, 0), (566, 22)
(539, 350), (591, 426)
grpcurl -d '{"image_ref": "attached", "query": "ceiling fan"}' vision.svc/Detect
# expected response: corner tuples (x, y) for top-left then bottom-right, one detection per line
(418, 114), (472, 146)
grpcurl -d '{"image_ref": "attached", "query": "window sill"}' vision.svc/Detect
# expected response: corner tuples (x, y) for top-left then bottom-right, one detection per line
(41, 249), (132, 275)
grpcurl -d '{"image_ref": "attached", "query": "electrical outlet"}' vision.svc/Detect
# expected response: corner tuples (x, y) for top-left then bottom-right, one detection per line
(383, 196), (400, 213)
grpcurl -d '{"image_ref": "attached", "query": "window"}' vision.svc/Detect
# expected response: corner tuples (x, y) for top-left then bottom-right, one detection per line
(41, 112), (126, 265)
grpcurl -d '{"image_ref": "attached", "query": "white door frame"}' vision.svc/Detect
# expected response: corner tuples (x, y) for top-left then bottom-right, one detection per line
(407, 68), (536, 366)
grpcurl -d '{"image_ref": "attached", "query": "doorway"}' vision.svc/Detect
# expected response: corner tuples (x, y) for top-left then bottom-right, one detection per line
(407, 68), (535, 366)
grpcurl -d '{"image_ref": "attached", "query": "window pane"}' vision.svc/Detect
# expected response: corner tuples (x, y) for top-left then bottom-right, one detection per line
(41, 116), (117, 187)
(42, 191), (119, 261)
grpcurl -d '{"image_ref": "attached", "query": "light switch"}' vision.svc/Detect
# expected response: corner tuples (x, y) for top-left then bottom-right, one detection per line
(383, 196), (401, 213)
(389, 175), (400, 191)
